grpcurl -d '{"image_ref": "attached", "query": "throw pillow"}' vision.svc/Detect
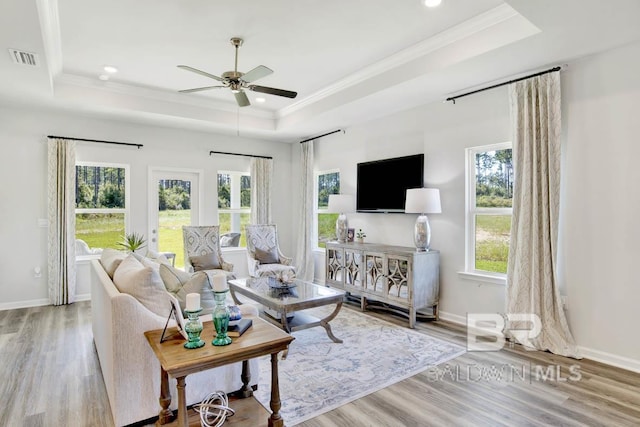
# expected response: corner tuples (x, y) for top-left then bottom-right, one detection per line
(190, 252), (221, 271)
(175, 272), (215, 312)
(254, 246), (280, 264)
(159, 263), (193, 293)
(145, 250), (171, 265)
(113, 254), (171, 318)
(100, 248), (127, 278)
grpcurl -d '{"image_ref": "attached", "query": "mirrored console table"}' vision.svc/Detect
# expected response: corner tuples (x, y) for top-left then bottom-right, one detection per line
(325, 241), (439, 328)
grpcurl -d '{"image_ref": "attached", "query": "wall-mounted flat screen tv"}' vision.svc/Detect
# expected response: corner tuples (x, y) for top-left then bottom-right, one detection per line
(356, 154), (424, 213)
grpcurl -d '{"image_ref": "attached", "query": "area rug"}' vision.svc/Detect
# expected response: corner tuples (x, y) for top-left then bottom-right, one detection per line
(254, 306), (465, 426)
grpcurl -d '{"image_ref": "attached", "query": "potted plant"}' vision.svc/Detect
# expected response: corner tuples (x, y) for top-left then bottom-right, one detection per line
(356, 229), (366, 244)
(117, 232), (147, 253)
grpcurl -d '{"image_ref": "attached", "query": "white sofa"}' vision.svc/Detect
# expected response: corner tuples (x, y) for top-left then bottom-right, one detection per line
(90, 259), (259, 426)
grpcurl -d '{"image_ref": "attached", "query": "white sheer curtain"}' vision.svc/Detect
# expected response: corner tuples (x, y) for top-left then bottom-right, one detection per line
(507, 72), (580, 358)
(47, 138), (77, 305)
(250, 157), (273, 224)
(295, 141), (315, 281)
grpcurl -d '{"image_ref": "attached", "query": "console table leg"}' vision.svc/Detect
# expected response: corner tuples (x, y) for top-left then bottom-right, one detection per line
(409, 307), (416, 329)
(157, 367), (173, 424)
(176, 376), (188, 427)
(240, 360), (253, 397)
(268, 352), (284, 427)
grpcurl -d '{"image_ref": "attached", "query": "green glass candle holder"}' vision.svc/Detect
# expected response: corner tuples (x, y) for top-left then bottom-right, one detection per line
(183, 308), (205, 349)
(212, 291), (232, 346)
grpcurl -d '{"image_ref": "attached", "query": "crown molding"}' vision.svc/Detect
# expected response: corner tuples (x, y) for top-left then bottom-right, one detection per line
(55, 73), (276, 120)
(277, 4), (524, 119)
(36, 0), (62, 87)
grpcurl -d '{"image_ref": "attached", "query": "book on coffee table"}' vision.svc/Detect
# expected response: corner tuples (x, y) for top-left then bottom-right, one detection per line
(228, 318), (253, 337)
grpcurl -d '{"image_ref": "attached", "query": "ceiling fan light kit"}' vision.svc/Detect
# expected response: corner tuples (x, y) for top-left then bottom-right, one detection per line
(178, 37), (297, 107)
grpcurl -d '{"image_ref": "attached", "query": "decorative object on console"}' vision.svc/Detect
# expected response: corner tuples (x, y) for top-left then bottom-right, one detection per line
(211, 273), (232, 346)
(227, 304), (242, 321)
(194, 391), (235, 427)
(227, 318), (253, 337)
(405, 188), (441, 251)
(347, 228), (355, 242)
(355, 228), (366, 243)
(327, 194), (354, 243)
(183, 292), (205, 349)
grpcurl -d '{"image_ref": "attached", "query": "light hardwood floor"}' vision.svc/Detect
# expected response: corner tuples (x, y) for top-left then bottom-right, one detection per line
(1, 301), (639, 427)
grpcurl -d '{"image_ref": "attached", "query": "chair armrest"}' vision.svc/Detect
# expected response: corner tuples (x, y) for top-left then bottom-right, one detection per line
(277, 249), (293, 266)
(221, 260), (234, 272)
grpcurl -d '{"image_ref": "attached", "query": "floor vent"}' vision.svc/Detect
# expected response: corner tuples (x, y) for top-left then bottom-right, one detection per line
(8, 49), (39, 66)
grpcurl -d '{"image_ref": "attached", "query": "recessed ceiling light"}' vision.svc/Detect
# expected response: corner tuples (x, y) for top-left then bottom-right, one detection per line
(423, 0), (442, 7)
(104, 65), (118, 73)
(255, 97), (266, 103)
(98, 74), (109, 81)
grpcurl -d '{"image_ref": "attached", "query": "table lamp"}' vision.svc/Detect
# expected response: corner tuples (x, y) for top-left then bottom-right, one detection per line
(405, 188), (441, 251)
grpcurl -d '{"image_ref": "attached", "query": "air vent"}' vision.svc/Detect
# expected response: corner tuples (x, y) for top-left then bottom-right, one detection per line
(8, 49), (39, 66)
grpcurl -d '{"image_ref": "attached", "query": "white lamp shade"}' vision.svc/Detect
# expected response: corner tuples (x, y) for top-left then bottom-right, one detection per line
(405, 188), (442, 214)
(327, 194), (354, 213)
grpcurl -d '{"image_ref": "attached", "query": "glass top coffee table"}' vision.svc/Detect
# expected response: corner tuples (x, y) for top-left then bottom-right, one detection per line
(228, 277), (345, 344)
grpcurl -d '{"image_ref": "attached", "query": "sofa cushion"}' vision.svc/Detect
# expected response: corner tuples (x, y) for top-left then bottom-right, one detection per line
(159, 263), (193, 293)
(255, 246), (280, 264)
(113, 254), (171, 318)
(159, 263), (216, 311)
(145, 250), (171, 265)
(100, 248), (127, 278)
(190, 252), (221, 271)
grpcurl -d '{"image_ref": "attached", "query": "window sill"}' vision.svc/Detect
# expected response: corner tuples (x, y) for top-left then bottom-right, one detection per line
(458, 271), (507, 286)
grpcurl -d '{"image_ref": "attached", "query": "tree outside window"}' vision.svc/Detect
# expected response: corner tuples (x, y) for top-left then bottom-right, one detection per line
(316, 170), (340, 249)
(466, 144), (513, 274)
(75, 163), (129, 252)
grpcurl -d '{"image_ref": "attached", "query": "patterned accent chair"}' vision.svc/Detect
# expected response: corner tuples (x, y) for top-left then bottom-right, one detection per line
(182, 225), (234, 275)
(245, 224), (296, 278)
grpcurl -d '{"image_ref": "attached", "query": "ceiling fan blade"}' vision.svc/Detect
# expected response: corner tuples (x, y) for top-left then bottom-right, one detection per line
(249, 85), (297, 99)
(241, 65), (273, 83)
(179, 86), (225, 93)
(177, 65), (223, 82)
(234, 90), (251, 107)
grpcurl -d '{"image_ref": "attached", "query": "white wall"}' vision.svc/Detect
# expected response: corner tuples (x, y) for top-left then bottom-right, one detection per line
(0, 106), (293, 308)
(561, 40), (640, 369)
(310, 39), (640, 371)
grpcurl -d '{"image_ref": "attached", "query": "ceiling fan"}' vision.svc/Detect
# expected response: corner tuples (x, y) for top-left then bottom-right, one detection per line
(177, 37), (297, 107)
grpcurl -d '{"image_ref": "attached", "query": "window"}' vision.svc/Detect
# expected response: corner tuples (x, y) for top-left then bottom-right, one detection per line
(75, 163), (130, 253)
(465, 143), (513, 276)
(218, 171), (251, 247)
(315, 170), (340, 249)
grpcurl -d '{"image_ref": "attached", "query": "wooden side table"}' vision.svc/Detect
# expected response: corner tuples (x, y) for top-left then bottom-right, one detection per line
(144, 315), (294, 427)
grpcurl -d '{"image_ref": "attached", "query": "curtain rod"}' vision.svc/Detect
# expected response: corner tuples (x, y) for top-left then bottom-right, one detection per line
(299, 129), (344, 144)
(47, 135), (143, 149)
(209, 150), (272, 159)
(446, 66), (562, 104)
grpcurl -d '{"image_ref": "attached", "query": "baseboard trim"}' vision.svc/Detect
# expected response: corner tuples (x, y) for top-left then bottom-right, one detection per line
(0, 298), (50, 311)
(578, 346), (640, 374)
(0, 293), (91, 311)
(439, 310), (640, 374)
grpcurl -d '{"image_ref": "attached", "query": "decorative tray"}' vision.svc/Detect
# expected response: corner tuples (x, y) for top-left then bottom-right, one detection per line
(267, 277), (297, 289)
